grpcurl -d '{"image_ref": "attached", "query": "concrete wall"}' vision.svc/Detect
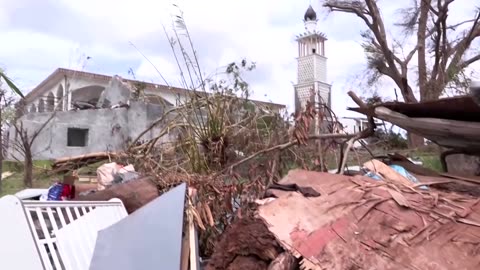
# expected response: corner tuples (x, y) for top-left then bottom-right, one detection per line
(25, 76), (110, 114)
(7, 101), (168, 160)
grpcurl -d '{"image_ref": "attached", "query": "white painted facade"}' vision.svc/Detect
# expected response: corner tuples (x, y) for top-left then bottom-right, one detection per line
(25, 75), (110, 114)
(23, 69), (284, 116)
(10, 68), (286, 160)
(341, 117), (372, 134)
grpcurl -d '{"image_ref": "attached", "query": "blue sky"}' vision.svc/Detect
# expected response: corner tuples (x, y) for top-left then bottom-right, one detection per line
(0, 0), (477, 121)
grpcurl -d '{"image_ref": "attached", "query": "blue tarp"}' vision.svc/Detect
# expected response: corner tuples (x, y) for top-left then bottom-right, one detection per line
(364, 164), (428, 190)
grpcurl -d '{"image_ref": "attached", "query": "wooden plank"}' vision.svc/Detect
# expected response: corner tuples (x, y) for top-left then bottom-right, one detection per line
(189, 215), (198, 270)
(180, 232), (190, 270)
(374, 106), (480, 150)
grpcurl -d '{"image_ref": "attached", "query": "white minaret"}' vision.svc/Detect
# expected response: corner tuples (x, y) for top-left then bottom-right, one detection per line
(294, 5), (332, 115)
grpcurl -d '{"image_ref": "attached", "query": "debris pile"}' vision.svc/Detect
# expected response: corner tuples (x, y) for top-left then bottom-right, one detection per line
(207, 168), (480, 269)
(7, 90), (480, 269)
(52, 152), (119, 173)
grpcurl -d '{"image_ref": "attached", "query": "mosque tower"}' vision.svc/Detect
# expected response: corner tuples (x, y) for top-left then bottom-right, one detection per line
(294, 5), (332, 117)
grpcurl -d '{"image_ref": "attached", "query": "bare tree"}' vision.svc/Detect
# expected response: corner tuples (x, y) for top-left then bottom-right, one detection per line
(11, 110), (55, 188)
(0, 91), (16, 193)
(10, 93), (62, 188)
(322, 0), (480, 145)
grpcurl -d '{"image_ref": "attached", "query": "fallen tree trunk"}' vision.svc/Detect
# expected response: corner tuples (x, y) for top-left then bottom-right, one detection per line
(74, 177), (159, 213)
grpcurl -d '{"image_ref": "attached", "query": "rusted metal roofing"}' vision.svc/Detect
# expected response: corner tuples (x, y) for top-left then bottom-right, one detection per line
(257, 169), (480, 270)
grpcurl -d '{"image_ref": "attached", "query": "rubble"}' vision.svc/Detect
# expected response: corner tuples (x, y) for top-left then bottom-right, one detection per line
(6, 85), (480, 269)
(254, 169), (480, 269)
(52, 152), (119, 173)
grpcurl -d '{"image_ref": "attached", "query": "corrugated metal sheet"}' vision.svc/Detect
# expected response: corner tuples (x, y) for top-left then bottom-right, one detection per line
(257, 170), (480, 270)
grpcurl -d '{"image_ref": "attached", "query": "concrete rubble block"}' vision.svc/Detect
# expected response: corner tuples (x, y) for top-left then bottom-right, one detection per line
(445, 154), (480, 176)
(98, 75), (132, 107)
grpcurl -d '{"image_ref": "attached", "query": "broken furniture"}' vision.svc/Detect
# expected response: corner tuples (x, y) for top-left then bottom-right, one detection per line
(0, 195), (127, 270)
(89, 183), (190, 270)
(1, 182), (197, 270)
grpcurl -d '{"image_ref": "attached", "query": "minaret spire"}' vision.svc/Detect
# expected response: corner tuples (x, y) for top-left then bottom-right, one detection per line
(304, 5), (318, 32)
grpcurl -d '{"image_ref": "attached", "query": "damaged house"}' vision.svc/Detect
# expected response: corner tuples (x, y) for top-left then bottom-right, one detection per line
(6, 68), (285, 160)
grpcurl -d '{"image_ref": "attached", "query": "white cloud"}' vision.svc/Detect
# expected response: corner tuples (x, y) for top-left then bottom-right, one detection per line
(135, 55), (179, 85)
(0, 0), (476, 117)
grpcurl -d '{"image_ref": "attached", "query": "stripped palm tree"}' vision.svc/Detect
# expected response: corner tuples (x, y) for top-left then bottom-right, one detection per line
(0, 71), (24, 98)
(0, 70), (24, 193)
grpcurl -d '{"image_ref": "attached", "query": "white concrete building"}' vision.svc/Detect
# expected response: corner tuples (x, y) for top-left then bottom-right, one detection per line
(8, 68), (285, 160)
(22, 68), (284, 114)
(294, 5), (332, 112)
(342, 117), (373, 134)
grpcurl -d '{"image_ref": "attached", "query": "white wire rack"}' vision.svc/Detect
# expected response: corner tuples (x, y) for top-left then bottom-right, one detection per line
(0, 195), (128, 270)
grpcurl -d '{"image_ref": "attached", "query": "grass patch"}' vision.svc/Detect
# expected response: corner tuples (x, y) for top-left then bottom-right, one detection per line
(1, 160), (58, 197)
(3, 160), (54, 173)
(418, 154), (443, 172)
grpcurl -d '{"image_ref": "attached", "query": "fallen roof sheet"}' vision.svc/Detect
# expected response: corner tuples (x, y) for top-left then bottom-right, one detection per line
(349, 95), (480, 122)
(89, 183), (186, 270)
(257, 169), (480, 270)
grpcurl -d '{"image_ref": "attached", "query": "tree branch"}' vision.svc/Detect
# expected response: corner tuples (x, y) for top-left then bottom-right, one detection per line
(325, 0), (418, 102)
(323, 1), (479, 103)
(417, 0), (432, 100)
(459, 54), (480, 70)
(429, 0), (449, 88)
(446, 11), (480, 81)
(324, 1), (373, 27)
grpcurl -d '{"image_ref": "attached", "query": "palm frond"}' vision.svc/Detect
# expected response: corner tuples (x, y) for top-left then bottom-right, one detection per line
(0, 71), (24, 98)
